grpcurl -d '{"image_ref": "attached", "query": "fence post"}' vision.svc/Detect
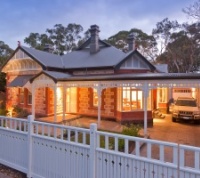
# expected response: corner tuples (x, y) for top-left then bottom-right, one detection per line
(27, 115), (34, 178)
(89, 123), (97, 178)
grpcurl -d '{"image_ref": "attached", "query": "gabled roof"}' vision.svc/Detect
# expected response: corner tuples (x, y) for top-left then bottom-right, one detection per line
(62, 46), (126, 69)
(115, 50), (156, 71)
(20, 46), (63, 69)
(1, 38), (156, 73)
(0, 46), (64, 71)
(30, 71), (71, 83)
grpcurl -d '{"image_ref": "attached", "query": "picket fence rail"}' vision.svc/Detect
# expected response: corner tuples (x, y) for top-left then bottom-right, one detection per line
(0, 115), (200, 178)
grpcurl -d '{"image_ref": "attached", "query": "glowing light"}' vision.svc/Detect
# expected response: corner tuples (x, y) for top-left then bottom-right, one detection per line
(57, 87), (62, 99)
(7, 107), (13, 117)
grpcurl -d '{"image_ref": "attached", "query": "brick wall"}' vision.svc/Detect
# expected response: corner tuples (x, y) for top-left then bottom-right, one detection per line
(116, 111), (153, 126)
(103, 88), (116, 117)
(6, 72), (48, 116)
(35, 88), (46, 116)
(77, 87), (116, 119)
(78, 88), (90, 114)
(47, 88), (54, 115)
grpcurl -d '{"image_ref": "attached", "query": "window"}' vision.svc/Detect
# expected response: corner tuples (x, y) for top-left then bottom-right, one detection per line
(93, 89), (98, 107)
(19, 88), (32, 105)
(19, 88), (24, 104)
(122, 87), (143, 111)
(158, 88), (167, 103)
(27, 91), (32, 105)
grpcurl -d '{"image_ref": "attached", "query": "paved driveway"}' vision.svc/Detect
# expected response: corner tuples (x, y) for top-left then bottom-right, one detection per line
(146, 114), (200, 147)
(65, 114), (200, 147)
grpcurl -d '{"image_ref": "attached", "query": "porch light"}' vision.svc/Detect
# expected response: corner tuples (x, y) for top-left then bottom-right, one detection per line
(7, 107), (13, 117)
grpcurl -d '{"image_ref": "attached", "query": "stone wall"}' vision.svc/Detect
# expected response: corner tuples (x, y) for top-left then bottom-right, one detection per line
(34, 88), (46, 116)
(77, 87), (116, 119)
(103, 88), (116, 117)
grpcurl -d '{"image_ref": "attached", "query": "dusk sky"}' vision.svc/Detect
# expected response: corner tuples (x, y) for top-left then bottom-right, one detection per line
(0, 0), (194, 49)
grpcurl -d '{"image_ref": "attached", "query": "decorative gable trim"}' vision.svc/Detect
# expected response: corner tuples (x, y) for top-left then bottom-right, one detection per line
(30, 71), (57, 84)
(1, 46), (46, 73)
(115, 50), (156, 71)
(2, 48), (43, 73)
(30, 72), (56, 88)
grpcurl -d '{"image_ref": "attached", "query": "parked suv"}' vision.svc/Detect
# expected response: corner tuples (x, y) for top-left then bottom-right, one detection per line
(172, 97), (200, 122)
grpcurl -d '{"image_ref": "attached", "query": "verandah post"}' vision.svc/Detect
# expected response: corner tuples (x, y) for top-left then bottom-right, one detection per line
(27, 115), (34, 178)
(89, 123), (97, 178)
(143, 82), (149, 138)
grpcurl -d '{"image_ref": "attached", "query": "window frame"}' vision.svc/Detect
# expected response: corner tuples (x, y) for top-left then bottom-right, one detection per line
(122, 87), (143, 111)
(19, 88), (25, 104)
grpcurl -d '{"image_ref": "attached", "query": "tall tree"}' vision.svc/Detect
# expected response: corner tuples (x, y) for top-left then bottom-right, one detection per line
(24, 23), (83, 55)
(155, 22), (200, 73)
(0, 41), (13, 92)
(152, 18), (180, 55)
(106, 28), (158, 62)
(24, 33), (52, 51)
(183, 0), (200, 21)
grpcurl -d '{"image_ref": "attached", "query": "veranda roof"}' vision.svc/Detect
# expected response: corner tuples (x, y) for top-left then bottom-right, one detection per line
(8, 75), (33, 87)
(30, 71), (200, 83)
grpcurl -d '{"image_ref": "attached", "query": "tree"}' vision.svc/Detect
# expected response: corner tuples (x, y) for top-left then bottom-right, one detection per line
(183, 0), (200, 21)
(155, 22), (200, 73)
(106, 28), (158, 62)
(0, 41), (13, 92)
(152, 18), (180, 55)
(24, 33), (52, 51)
(24, 23), (84, 55)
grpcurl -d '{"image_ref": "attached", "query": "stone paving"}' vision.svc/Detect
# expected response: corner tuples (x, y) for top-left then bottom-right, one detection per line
(67, 114), (200, 147)
(146, 114), (200, 147)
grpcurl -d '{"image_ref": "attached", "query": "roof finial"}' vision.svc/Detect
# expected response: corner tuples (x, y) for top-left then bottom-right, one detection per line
(17, 41), (21, 47)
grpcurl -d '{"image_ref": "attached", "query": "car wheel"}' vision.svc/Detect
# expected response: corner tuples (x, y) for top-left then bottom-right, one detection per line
(172, 117), (176, 122)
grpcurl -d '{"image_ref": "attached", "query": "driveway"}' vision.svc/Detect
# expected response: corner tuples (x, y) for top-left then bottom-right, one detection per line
(146, 114), (200, 147)
(65, 115), (200, 147)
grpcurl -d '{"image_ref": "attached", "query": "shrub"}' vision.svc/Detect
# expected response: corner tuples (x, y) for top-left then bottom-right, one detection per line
(122, 124), (141, 137)
(12, 105), (29, 118)
(117, 124), (141, 151)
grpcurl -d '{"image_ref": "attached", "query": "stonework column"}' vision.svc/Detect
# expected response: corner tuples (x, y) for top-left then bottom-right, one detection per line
(97, 86), (102, 127)
(31, 84), (35, 120)
(54, 86), (57, 122)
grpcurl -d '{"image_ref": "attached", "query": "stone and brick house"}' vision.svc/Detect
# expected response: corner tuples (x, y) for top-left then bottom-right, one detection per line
(3, 24), (197, 128)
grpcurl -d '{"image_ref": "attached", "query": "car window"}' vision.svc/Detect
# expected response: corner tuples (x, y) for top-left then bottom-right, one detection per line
(175, 100), (197, 107)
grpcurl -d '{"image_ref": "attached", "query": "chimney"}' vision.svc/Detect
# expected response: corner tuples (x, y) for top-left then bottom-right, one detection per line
(44, 44), (54, 53)
(89, 25), (100, 54)
(127, 33), (136, 51)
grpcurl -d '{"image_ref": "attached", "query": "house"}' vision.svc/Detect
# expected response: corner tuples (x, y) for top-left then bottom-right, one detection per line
(1, 24), (186, 127)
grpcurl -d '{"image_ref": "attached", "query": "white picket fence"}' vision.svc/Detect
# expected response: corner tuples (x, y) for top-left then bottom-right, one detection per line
(0, 115), (200, 178)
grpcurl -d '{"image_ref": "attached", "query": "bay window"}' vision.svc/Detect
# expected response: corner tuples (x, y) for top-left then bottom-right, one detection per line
(122, 87), (143, 111)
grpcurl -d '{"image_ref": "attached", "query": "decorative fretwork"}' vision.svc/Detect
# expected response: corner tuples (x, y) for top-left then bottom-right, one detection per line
(32, 78), (200, 92)
(2, 59), (42, 73)
(2, 49), (42, 73)
(32, 74), (55, 89)
(11, 49), (30, 59)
